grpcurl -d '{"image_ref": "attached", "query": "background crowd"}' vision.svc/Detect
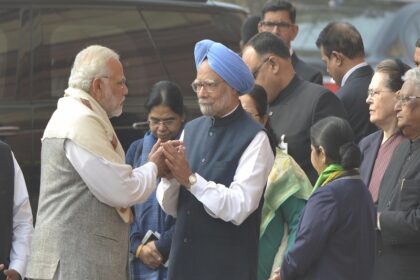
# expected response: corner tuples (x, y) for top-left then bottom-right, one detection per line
(1, 1), (420, 280)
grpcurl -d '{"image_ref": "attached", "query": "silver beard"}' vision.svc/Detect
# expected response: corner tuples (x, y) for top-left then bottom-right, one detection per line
(199, 103), (215, 116)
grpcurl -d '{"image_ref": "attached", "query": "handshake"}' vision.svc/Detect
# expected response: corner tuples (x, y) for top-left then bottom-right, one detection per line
(148, 140), (192, 187)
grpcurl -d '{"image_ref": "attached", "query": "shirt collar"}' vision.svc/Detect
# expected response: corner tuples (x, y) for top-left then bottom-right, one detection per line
(341, 62), (368, 86)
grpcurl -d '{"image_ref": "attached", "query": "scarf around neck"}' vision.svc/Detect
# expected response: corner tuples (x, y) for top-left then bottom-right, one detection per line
(43, 87), (130, 222)
(43, 87), (125, 163)
(312, 163), (346, 194)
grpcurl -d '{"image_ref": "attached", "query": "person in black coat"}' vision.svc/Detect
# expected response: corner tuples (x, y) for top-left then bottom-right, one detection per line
(242, 32), (347, 184)
(258, 0), (322, 85)
(375, 67), (420, 280)
(316, 22), (377, 143)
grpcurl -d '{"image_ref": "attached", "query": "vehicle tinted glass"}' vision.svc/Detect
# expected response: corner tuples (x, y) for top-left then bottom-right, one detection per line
(295, 6), (396, 55)
(31, 7), (165, 100)
(144, 9), (243, 117)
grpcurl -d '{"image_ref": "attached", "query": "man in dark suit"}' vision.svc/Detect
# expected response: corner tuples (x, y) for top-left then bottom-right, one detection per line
(375, 67), (420, 280)
(258, 0), (322, 85)
(316, 22), (377, 143)
(242, 32), (347, 184)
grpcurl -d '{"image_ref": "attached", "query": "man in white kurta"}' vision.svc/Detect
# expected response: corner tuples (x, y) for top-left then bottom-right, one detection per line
(27, 45), (166, 280)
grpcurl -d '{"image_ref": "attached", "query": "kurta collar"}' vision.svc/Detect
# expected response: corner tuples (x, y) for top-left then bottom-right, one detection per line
(341, 62), (368, 86)
(211, 104), (244, 127)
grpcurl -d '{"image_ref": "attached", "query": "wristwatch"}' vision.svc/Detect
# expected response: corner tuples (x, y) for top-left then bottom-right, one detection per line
(187, 173), (197, 189)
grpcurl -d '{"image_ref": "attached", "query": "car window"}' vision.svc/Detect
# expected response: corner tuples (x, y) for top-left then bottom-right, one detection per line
(0, 7), (35, 194)
(400, 9), (420, 59)
(143, 9), (243, 117)
(295, 6), (396, 56)
(0, 8), (21, 100)
(31, 7), (165, 100)
(292, 3), (420, 75)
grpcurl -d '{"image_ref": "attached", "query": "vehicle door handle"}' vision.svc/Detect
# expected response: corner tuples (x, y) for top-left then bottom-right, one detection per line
(0, 126), (20, 136)
(132, 121), (148, 130)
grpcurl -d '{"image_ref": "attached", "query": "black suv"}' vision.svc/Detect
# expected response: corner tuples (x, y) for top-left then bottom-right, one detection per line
(0, 0), (246, 212)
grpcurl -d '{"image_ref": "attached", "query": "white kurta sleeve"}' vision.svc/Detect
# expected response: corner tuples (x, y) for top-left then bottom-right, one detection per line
(189, 131), (274, 225)
(65, 140), (158, 208)
(156, 178), (181, 217)
(9, 153), (33, 278)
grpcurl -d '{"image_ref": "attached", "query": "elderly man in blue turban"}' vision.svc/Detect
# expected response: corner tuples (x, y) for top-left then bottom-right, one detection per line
(156, 40), (274, 280)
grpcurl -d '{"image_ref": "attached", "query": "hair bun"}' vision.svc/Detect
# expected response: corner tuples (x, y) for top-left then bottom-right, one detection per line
(339, 142), (361, 169)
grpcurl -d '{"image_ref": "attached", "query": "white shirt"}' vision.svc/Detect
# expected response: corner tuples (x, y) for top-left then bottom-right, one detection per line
(157, 130), (274, 226)
(9, 153), (33, 278)
(341, 62), (368, 86)
(64, 140), (158, 208)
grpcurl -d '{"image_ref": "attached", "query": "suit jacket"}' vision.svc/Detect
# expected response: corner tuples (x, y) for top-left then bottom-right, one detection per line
(359, 130), (383, 186)
(291, 52), (323, 85)
(375, 139), (420, 280)
(337, 65), (377, 143)
(281, 175), (376, 280)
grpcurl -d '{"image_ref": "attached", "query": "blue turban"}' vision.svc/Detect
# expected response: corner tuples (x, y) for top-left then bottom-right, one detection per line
(194, 39), (254, 94)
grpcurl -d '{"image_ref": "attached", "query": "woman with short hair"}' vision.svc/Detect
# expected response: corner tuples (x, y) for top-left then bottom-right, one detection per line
(359, 59), (410, 203)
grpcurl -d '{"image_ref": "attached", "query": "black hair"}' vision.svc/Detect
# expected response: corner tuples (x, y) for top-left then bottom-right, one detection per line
(376, 59), (410, 92)
(416, 38), (420, 48)
(310, 116), (361, 170)
(316, 22), (365, 59)
(261, 0), (296, 23)
(247, 84), (268, 117)
(244, 84), (278, 148)
(145, 80), (184, 116)
(245, 32), (290, 59)
(241, 16), (260, 46)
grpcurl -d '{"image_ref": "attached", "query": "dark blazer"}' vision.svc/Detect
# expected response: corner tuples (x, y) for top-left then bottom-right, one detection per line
(291, 52), (323, 85)
(281, 175), (376, 280)
(337, 65), (377, 143)
(375, 139), (420, 280)
(359, 130), (383, 186)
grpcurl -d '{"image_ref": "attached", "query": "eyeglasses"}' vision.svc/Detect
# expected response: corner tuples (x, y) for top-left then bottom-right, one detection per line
(396, 95), (420, 106)
(260, 21), (293, 30)
(101, 76), (127, 88)
(191, 79), (222, 93)
(252, 57), (270, 79)
(148, 117), (177, 127)
(367, 89), (392, 98)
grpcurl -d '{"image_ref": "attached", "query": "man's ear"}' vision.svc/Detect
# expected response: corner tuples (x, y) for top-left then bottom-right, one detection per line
(290, 24), (299, 41)
(331, 51), (344, 66)
(257, 22), (264, 33)
(269, 56), (281, 75)
(90, 77), (102, 100)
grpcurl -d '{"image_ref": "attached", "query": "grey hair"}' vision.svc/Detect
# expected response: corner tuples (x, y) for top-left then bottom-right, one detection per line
(68, 45), (120, 92)
(402, 67), (420, 91)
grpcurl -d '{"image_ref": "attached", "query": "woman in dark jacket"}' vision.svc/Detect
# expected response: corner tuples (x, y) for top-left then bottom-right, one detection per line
(126, 80), (185, 280)
(359, 59), (409, 203)
(272, 116), (376, 280)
